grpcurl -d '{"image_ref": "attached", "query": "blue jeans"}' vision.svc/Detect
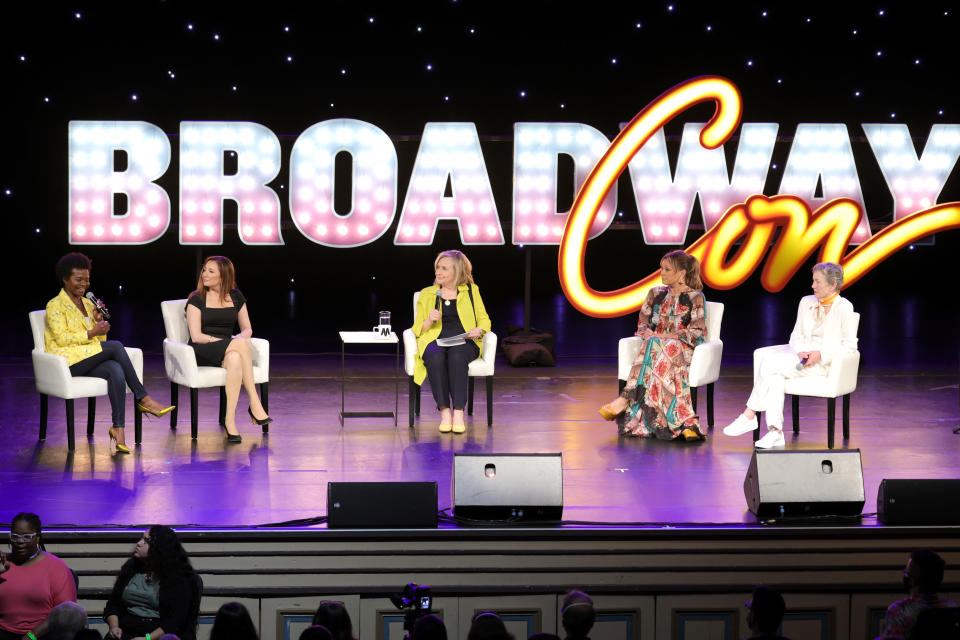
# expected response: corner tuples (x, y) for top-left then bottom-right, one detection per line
(69, 340), (146, 428)
(422, 341), (479, 409)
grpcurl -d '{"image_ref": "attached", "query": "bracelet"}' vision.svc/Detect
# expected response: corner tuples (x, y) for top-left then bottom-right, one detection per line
(146, 634), (151, 640)
(27, 632), (37, 640)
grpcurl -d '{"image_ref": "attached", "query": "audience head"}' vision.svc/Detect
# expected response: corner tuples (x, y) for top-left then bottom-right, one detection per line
(906, 549), (947, 594)
(194, 255), (237, 300)
(662, 250), (702, 290)
(561, 590), (596, 639)
(746, 585), (786, 634)
(434, 249), (475, 287)
(411, 614), (447, 640)
(210, 602), (258, 640)
(44, 602), (87, 640)
(55, 252), (92, 287)
(131, 525), (195, 586)
(10, 512), (44, 560)
(467, 611), (514, 640)
(298, 625), (333, 640)
(311, 600), (354, 640)
(812, 262), (844, 293)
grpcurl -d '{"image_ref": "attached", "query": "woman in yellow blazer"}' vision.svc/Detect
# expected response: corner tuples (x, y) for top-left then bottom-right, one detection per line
(44, 253), (172, 453)
(412, 250), (491, 433)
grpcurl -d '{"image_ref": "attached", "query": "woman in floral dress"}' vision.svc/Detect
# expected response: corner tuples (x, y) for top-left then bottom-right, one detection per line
(598, 251), (707, 441)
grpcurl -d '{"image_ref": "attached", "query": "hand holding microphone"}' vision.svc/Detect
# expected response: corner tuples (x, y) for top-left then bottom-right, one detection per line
(796, 354), (809, 370)
(85, 291), (111, 320)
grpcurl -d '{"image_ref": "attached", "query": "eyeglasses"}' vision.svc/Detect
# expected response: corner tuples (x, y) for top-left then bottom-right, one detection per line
(10, 533), (39, 542)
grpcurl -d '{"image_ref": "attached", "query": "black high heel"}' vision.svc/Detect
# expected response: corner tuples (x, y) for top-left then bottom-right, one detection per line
(248, 406), (273, 426)
(225, 432), (242, 443)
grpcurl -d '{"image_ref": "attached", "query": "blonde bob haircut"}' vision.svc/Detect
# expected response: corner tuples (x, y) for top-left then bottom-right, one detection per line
(434, 249), (475, 287)
(662, 250), (703, 291)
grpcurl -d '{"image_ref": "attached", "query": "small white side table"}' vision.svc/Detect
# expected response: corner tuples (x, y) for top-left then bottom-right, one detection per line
(338, 331), (400, 427)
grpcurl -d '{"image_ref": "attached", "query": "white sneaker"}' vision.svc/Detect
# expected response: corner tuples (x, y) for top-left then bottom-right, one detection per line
(755, 428), (785, 449)
(722, 413), (758, 436)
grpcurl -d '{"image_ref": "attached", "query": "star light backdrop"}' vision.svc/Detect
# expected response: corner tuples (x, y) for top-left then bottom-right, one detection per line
(2, 2), (959, 359)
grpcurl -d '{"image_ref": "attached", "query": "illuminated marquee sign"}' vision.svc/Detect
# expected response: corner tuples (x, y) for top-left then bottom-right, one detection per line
(67, 76), (960, 316)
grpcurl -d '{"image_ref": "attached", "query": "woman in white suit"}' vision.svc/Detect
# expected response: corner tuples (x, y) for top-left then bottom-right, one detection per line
(722, 262), (858, 448)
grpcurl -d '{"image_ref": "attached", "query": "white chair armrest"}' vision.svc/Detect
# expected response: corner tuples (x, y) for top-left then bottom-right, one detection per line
(123, 347), (145, 392)
(689, 339), (723, 387)
(32, 350), (74, 397)
(618, 336), (643, 381)
(163, 339), (200, 387)
(249, 338), (270, 377)
(403, 329), (417, 377)
(480, 331), (497, 365)
(826, 350), (860, 396)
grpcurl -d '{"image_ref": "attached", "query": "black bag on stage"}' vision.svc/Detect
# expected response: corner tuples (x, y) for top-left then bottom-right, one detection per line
(502, 326), (556, 367)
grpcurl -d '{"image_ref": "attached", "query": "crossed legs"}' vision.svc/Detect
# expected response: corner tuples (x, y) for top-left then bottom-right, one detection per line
(221, 338), (268, 436)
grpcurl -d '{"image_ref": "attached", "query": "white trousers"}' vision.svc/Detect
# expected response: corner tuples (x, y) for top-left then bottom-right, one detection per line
(747, 350), (826, 429)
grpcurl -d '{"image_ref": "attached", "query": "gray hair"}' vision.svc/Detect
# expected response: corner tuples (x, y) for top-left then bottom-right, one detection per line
(46, 602), (88, 640)
(812, 262), (844, 289)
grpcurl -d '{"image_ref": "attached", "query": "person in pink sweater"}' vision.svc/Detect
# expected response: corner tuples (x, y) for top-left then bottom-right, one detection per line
(0, 513), (77, 640)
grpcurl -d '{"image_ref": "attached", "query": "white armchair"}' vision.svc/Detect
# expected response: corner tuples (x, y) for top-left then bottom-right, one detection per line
(402, 292), (497, 428)
(29, 310), (144, 450)
(752, 313), (861, 449)
(160, 299), (270, 439)
(618, 301), (724, 428)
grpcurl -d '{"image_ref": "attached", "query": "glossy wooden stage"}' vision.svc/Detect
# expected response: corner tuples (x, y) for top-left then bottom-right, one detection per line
(1, 354), (958, 640)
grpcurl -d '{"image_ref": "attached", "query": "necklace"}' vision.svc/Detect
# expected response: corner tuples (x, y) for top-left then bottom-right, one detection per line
(444, 300), (451, 306)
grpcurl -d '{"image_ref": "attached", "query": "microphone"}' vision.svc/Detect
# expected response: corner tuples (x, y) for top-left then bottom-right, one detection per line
(796, 355), (808, 370)
(85, 292), (111, 320)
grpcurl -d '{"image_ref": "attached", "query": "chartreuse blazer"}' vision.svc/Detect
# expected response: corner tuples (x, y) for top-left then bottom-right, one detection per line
(411, 283), (491, 385)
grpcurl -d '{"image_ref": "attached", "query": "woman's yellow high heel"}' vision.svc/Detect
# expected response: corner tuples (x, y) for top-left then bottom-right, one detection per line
(598, 404), (620, 421)
(109, 427), (131, 454)
(137, 400), (175, 418)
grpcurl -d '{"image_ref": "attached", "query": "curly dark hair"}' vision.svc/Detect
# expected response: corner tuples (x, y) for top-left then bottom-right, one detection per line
(55, 252), (92, 285)
(113, 525), (196, 590)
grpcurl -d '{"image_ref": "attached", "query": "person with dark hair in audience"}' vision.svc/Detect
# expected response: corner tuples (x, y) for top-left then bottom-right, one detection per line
(46, 252), (174, 453)
(745, 586), (790, 639)
(40, 602), (86, 640)
(561, 590), (596, 640)
(311, 601), (354, 640)
(103, 526), (201, 640)
(209, 603), (258, 640)
(298, 626), (332, 640)
(0, 513), (77, 640)
(410, 614), (447, 640)
(467, 611), (514, 640)
(877, 550), (957, 640)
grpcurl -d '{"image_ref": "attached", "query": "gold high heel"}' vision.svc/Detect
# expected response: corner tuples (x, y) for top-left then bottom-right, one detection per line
(681, 428), (705, 442)
(109, 427), (131, 454)
(137, 399), (175, 418)
(599, 403), (623, 421)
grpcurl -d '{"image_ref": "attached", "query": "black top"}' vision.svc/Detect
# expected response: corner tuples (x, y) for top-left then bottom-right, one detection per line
(103, 571), (200, 640)
(187, 289), (246, 367)
(438, 296), (466, 338)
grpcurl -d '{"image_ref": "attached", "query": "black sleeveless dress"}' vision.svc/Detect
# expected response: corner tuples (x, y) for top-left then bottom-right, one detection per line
(187, 289), (246, 366)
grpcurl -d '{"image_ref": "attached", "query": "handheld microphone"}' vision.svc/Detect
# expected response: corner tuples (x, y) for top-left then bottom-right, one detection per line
(85, 292), (111, 320)
(796, 355), (808, 370)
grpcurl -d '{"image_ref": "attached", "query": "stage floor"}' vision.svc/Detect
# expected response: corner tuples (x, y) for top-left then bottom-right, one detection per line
(2, 354), (958, 528)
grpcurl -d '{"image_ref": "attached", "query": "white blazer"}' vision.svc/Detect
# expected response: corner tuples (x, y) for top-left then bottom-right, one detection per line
(787, 295), (858, 368)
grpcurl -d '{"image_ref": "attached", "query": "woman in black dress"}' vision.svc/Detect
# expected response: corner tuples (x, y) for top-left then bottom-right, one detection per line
(186, 256), (271, 443)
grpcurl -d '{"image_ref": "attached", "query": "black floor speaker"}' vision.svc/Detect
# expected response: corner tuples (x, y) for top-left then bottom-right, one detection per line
(453, 453), (563, 521)
(878, 479), (960, 524)
(744, 449), (865, 517)
(327, 482), (437, 528)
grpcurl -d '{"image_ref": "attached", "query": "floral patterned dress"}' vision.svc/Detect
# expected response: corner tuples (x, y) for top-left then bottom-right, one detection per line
(620, 286), (706, 439)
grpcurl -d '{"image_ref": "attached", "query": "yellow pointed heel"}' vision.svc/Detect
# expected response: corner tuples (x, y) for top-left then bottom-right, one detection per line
(109, 427), (131, 454)
(137, 401), (175, 418)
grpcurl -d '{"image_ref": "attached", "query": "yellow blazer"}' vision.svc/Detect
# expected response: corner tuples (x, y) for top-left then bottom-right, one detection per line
(411, 283), (492, 385)
(44, 288), (105, 366)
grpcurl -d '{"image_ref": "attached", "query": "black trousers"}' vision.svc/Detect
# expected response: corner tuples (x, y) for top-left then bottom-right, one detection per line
(422, 341), (479, 409)
(69, 340), (147, 428)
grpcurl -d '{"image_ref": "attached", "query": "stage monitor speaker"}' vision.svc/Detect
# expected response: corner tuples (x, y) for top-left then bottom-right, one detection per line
(743, 449), (864, 517)
(327, 482), (437, 529)
(878, 479), (960, 524)
(453, 453), (562, 521)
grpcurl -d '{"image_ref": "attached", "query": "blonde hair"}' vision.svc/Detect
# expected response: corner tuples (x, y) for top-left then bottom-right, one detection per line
(663, 250), (703, 290)
(433, 250), (475, 286)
